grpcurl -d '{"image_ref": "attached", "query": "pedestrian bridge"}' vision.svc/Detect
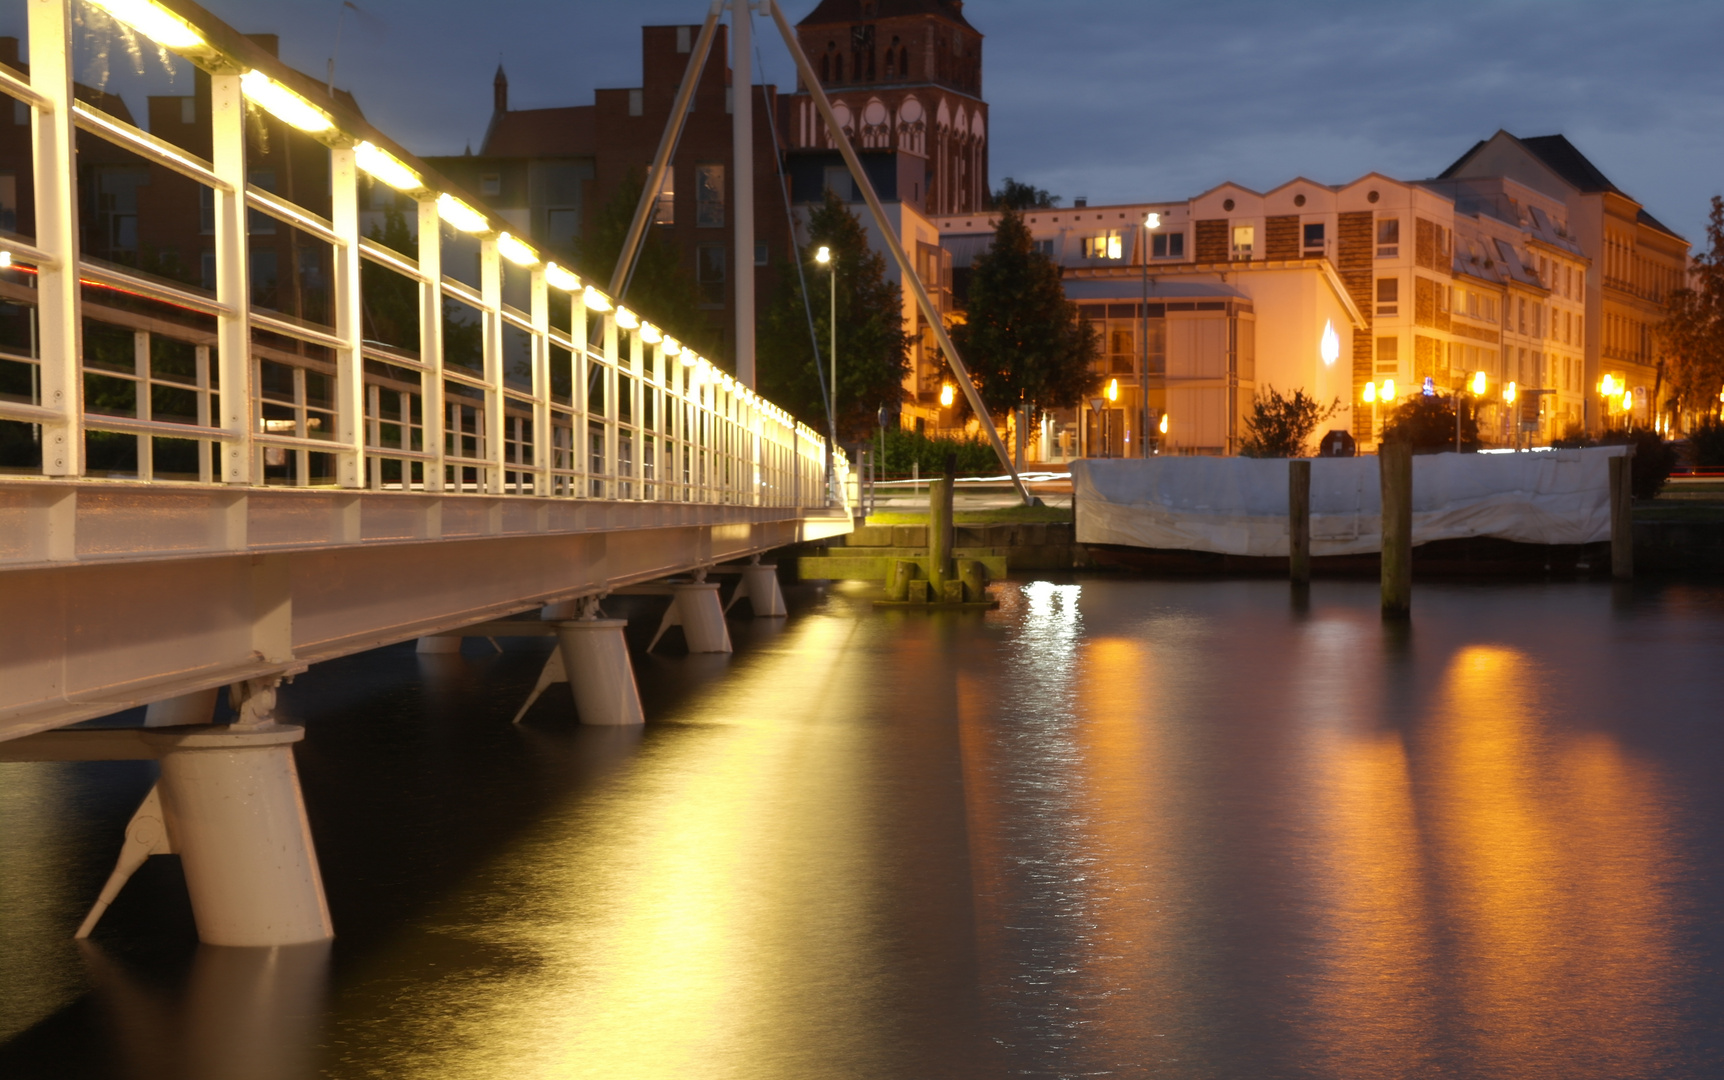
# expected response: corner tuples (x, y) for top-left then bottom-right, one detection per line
(0, 0), (851, 744)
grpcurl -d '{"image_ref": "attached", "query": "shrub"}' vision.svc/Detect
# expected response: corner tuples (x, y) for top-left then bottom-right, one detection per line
(873, 427), (1003, 478)
(1688, 417), (1724, 467)
(1599, 429), (1678, 499)
(1239, 386), (1338, 458)
(1381, 392), (1480, 453)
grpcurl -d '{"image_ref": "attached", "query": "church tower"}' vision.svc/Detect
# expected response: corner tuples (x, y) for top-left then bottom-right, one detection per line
(788, 0), (987, 215)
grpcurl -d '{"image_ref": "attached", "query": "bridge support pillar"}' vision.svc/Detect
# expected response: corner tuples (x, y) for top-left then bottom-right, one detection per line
(415, 635), (463, 654)
(556, 619), (645, 726)
(155, 721), (332, 946)
(61, 679), (332, 947)
(725, 561), (787, 618)
(650, 582), (732, 653)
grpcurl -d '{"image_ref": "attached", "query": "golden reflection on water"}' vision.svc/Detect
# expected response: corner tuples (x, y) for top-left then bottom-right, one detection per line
(1293, 617), (1437, 1075)
(1425, 644), (1683, 1079)
(339, 614), (898, 1080)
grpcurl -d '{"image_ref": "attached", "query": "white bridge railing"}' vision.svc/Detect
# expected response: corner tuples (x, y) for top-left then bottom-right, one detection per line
(0, 0), (841, 511)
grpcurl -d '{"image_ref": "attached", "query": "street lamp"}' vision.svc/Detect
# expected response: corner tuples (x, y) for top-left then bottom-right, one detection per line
(1139, 211), (1161, 458)
(1456, 370), (1487, 452)
(940, 382), (956, 408)
(1361, 378), (1396, 443)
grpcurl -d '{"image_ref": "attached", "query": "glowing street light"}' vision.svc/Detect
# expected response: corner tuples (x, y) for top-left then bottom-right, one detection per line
(88, 0), (206, 50)
(1106, 377), (1119, 402)
(239, 71), (333, 133)
(543, 262), (579, 292)
(354, 141), (421, 192)
(495, 232), (538, 267)
(437, 194), (488, 233)
(939, 383), (955, 408)
(1472, 370), (1488, 395)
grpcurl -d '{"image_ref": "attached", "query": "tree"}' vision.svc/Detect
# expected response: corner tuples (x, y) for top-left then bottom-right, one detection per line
(575, 169), (714, 361)
(954, 206), (1098, 419)
(1657, 195), (1724, 422)
(989, 177), (1060, 211)
(757, 190), (910, 441)
(1239, 386), (1339, 457)
(1381, 391), (1480, 453)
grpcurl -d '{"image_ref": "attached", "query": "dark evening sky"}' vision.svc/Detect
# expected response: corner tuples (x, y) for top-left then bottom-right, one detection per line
(14, 0), (1724, 242)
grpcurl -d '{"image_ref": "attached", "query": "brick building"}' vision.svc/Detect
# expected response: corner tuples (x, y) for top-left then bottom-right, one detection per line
(783, 0), (988, 218)
(426, 24), (794, 365)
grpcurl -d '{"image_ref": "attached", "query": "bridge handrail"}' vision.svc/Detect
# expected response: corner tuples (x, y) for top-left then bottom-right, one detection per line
(0, 0), (845, 514)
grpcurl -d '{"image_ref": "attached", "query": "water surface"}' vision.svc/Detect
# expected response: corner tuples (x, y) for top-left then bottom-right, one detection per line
(3, 577), (1722, 1078)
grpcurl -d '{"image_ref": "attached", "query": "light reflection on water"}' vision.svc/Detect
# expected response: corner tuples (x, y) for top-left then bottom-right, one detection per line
(1, 577), (1722, 1079)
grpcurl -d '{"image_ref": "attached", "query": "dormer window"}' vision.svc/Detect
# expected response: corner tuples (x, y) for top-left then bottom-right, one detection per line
(1303, 222), (1325, 253)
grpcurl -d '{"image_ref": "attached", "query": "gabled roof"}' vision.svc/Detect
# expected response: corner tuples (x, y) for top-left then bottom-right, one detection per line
(1440, 130), (1619, 194)
(1439, 130), (1685, 240)
(481, 106), (596, 158)
(798, 0), (976, 31)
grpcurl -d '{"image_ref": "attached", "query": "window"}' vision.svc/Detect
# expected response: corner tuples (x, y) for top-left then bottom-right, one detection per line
(480, 173), (501, 196)
(755, 243), (768, 266)
(1152, 232), (1185, 259)
(1376, 277), (1398, 317)
(1376, 217), (1399, 258)
(247, 170), (276, 235)
(676, 25), (692, 53)
(1376, 336), (1399, 373)
(628, 89), (643, 117)
(1034, 239), (1055, 257)
(1231, 225), (1254, 260)
(1083, 232), (1122, 260)
(179, 97), (195, 124)
(695, 164), (724, 228)
(696, 244), (726, 306)
(546, 209), (580, 252)
(823, 166), (853, 200)
(653, 170), (675, 225)
(1518, 298), (1526, 335)
(1302, 222), (1325, 251)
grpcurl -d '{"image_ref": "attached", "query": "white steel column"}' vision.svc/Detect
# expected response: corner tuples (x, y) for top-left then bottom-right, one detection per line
(418, 199), (446, 491)
(210, 73), (253, 484)
(330, 147), (366, 488)
(479, 237), (503, 492)
(530, 268), (550, 495)
(731, 0), (755, 388)
(27, 0), (80, 477)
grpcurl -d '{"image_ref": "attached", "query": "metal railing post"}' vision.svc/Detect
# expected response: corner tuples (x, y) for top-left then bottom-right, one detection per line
(209, 72), (252, 484)
(479, 237), (503, 493)
(417, 199), (445, 492)
(330, 147), (365, 488)
(529, 268), (550, 496)
(29, 0), (80, 477)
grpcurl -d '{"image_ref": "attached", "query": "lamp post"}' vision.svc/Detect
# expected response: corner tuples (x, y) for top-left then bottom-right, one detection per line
(1105, 377), (1119, 457)
(1140, 211), (1161, 458)
(1361, 378), (1396, 444)
(1503, 380), (1518, 448)
(1457, 369), (1486, 452)
(815, 245), (836, 445)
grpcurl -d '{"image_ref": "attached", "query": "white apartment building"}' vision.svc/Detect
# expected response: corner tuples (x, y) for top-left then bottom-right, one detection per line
(921, 134), (1683, 457)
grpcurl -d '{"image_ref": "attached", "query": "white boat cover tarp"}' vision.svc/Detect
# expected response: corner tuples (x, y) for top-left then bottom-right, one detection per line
(1071, 447), (1629, 557)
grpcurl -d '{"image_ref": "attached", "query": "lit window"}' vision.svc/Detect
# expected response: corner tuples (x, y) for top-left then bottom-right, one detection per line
(1083, 232), (1122, 260)
(1376, 217), (1399, 257)
(1231, 225), (1254, 260)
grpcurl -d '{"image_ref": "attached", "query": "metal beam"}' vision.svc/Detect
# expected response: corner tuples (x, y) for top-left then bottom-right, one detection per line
(610, 2), (723, 299)
(763, 0), (1031, 505)
(731, 0), (756, 387)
